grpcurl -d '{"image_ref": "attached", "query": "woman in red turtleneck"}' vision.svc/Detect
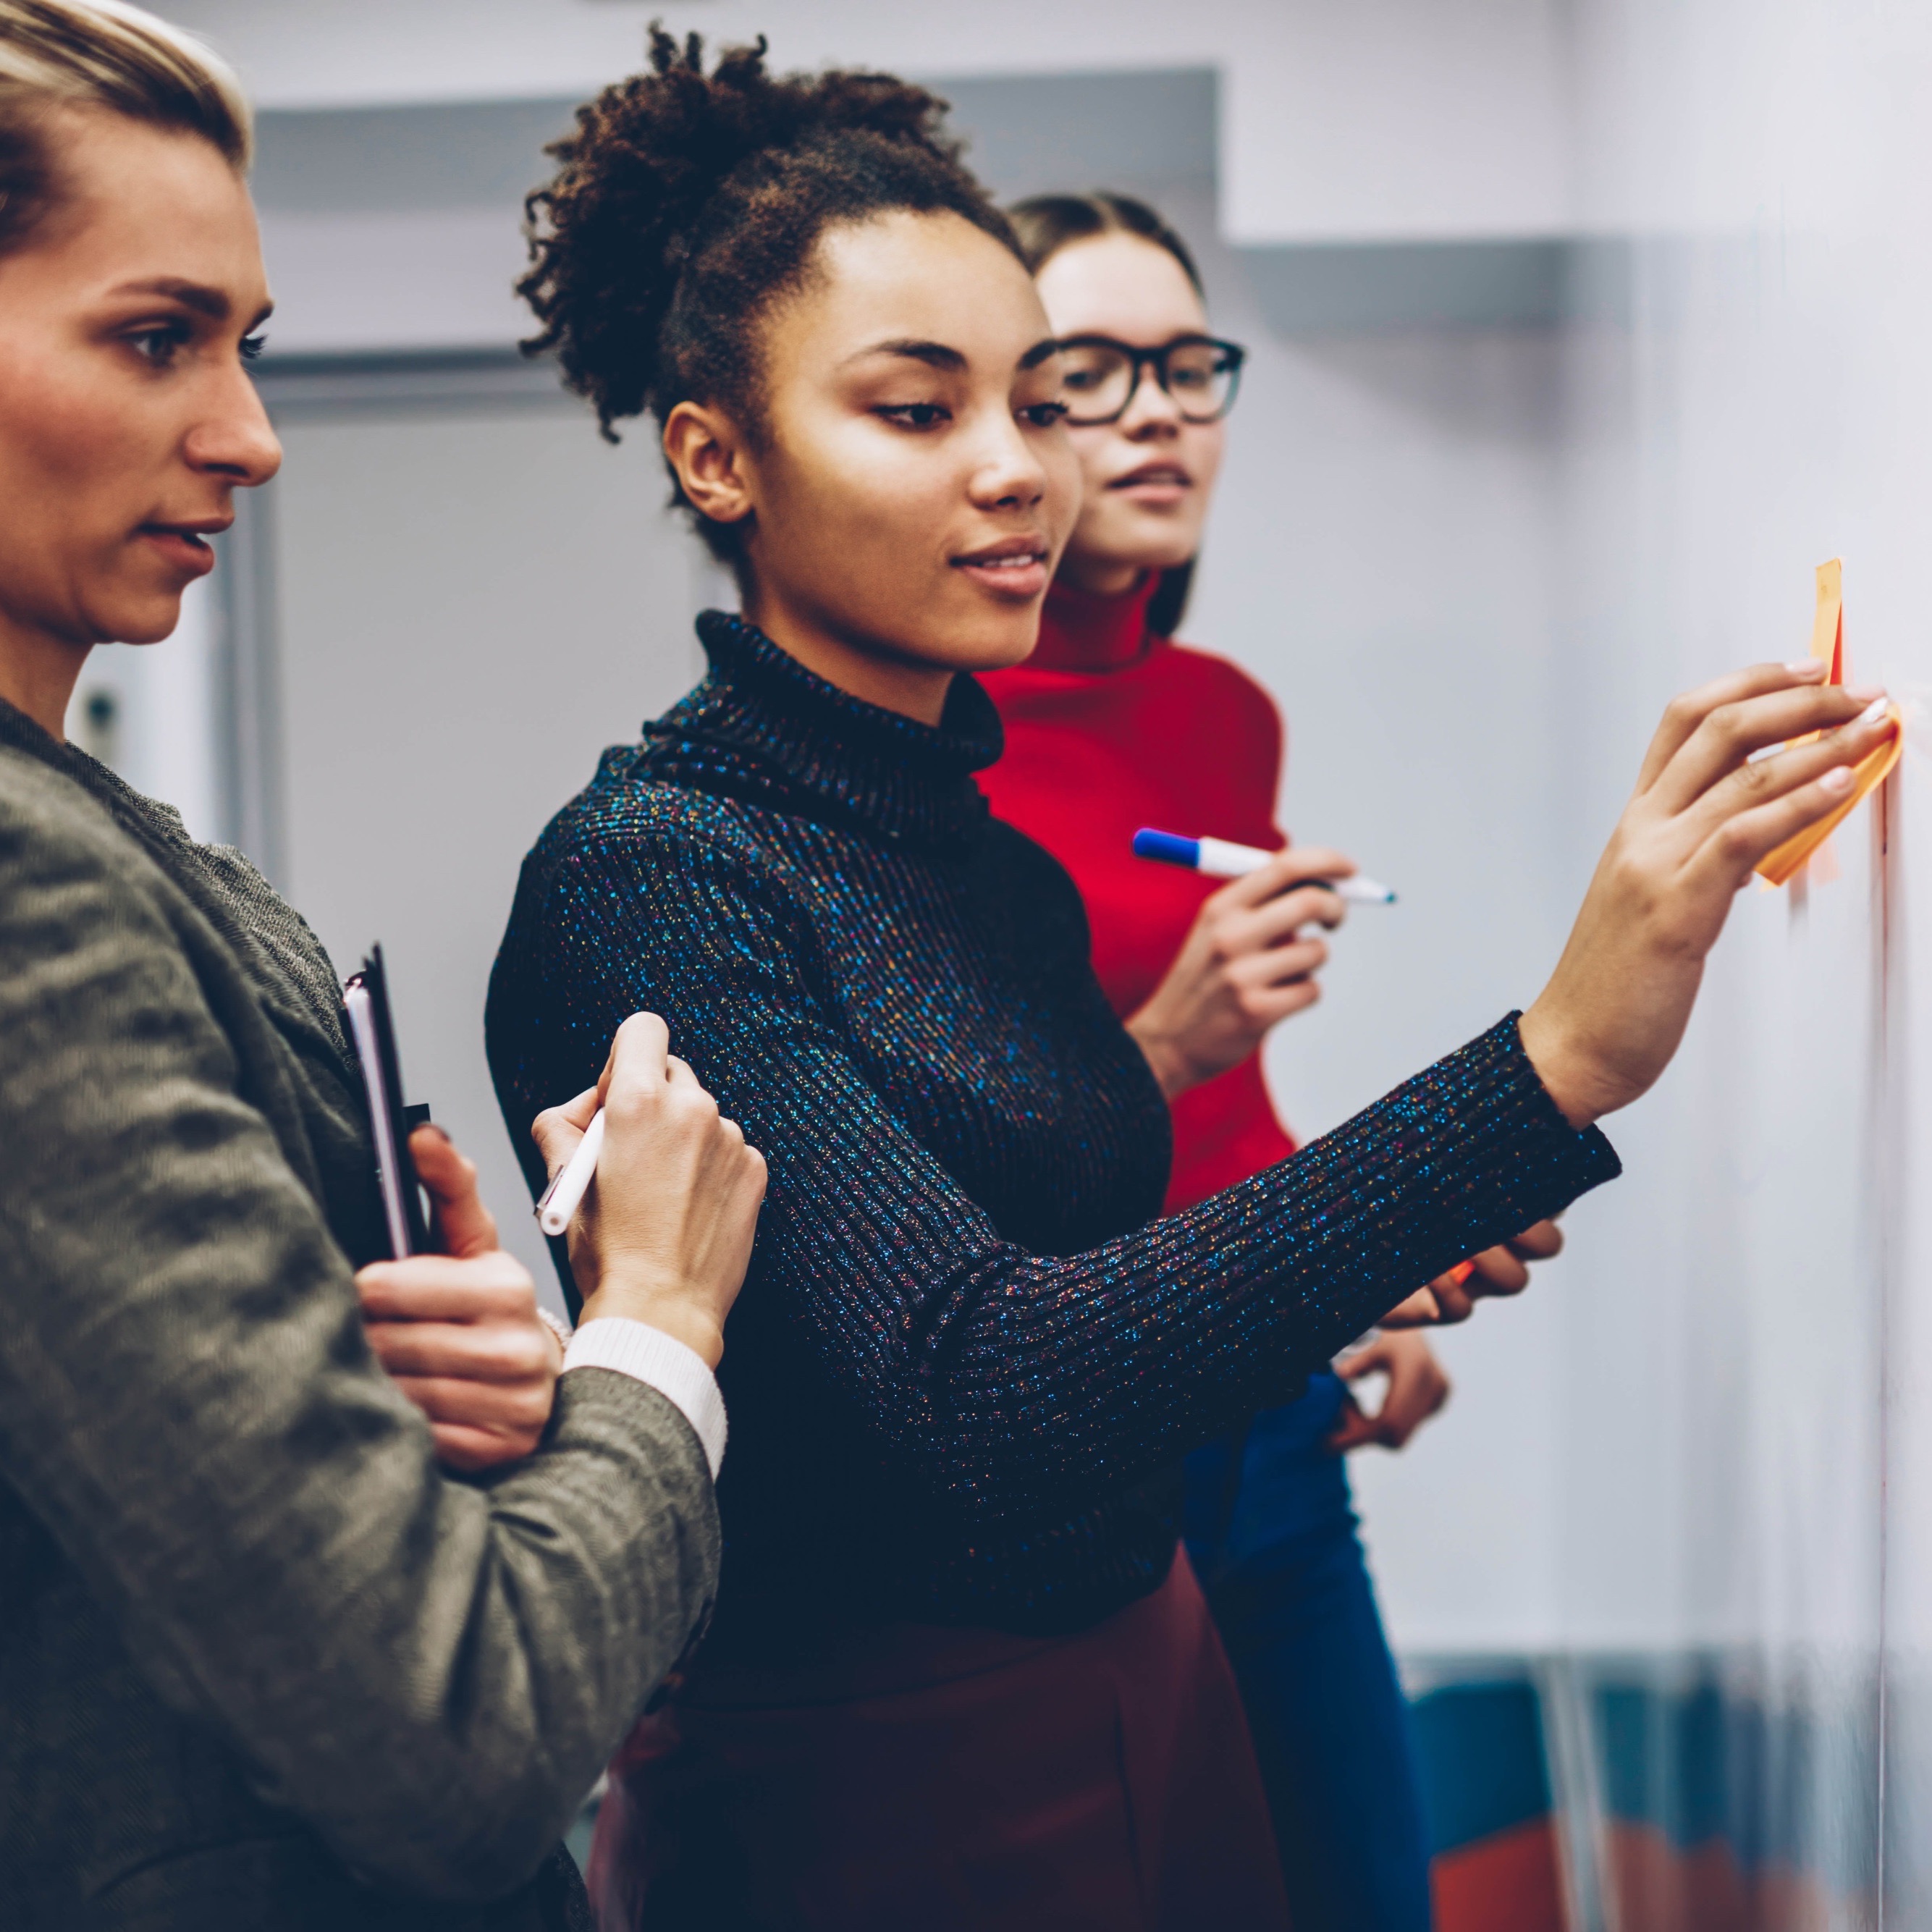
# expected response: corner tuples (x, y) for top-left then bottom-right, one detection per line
(979, 568), (1298, 1206)
(981, 193), (1448, 1932)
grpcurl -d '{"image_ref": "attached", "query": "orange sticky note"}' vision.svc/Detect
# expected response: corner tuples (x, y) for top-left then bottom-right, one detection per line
(1810, 556), (1845, 681)
(1754, 559), (1902, 888)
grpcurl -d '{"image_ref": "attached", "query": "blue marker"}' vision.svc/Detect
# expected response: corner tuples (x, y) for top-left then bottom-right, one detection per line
(1133, 827), (1397, 904)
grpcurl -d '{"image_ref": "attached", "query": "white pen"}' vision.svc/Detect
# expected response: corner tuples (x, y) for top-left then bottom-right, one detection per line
(535, 1107), (606, 1236)
(1131, 827), (1398, 903)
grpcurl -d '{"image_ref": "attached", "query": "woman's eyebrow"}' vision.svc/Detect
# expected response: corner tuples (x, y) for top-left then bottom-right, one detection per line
(1017, 337), (1062, 371)
(845, 337), (966, 371)
(106, 276), (232, 320)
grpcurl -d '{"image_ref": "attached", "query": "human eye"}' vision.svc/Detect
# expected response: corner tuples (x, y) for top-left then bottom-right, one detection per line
(874, 402), (952, 429)
(1021, 400), (1069, 428)
(1060, 347), (1121, 392)
(240, 332), (268, 363)
(125, 319), (192, 368)
(1168, 351), (1217, 392)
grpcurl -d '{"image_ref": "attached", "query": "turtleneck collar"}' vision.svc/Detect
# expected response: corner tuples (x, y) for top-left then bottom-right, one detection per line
(1029, 573), (1160, 673)
(638, 609), (1004, 848)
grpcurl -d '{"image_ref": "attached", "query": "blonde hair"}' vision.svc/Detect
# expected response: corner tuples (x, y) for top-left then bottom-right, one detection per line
(0, 0), (250, 252)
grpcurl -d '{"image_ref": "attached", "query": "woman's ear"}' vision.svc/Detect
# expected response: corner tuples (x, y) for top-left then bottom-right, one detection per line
(664, 402), (755, 528)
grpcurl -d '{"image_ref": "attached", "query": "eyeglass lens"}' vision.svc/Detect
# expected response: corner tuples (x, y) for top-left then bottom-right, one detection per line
(1059, 340), (1241, 424)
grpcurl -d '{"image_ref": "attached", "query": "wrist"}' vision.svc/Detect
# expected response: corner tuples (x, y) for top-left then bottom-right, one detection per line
(1516, 1000), (1603, 1131)
(578, 1275), (724, 1370)
(1125, 1015), (1194, 1102)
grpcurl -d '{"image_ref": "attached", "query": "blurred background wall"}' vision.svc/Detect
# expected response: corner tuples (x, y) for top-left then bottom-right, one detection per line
(85, 3), (1932, 1923)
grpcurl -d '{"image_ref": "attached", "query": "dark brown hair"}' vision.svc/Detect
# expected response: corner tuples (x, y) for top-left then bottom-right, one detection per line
(1008, 189), (1207, 639)
(519, 28), (1021, 566)
(0, 0), (250, 259)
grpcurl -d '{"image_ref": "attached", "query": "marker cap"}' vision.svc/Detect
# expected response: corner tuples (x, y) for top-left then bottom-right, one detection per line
(1132, 828), (1201, 868)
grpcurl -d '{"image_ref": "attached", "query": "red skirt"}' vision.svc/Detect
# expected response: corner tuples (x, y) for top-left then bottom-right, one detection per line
(586, 1549), (1290, 1931)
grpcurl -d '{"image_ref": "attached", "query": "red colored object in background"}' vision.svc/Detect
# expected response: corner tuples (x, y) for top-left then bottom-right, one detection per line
(979, 575), (1296, 1210)
(1432, 1818), (1568, 1932)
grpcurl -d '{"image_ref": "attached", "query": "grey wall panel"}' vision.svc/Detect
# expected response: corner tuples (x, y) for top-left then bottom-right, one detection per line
(266, 407), (711, 1300)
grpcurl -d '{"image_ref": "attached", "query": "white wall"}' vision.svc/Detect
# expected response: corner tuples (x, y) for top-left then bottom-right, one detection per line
(166, 0), (1572, 245)
(1553, 1), (1929, 1910)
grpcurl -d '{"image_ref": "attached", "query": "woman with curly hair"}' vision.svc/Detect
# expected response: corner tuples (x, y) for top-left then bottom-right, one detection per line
(487, 30), (1885, 1930)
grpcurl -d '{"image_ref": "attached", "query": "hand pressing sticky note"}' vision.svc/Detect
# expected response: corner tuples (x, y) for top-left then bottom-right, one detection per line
(1754, 558), (1902, 888)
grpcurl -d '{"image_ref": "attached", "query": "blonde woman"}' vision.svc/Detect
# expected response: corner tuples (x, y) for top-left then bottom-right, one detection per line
(0, 7), (764, 1927)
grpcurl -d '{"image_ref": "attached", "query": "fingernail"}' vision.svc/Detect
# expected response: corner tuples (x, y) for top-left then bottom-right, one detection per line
(1787, 659), (1827, 675)
(1822, 766), (1855, 792)
(1854, 693), (1891, 725)
(1845, 683), (1885, 704)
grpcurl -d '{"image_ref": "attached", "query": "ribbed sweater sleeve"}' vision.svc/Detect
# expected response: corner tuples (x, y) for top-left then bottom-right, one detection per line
(529, 825), (1619, 1522)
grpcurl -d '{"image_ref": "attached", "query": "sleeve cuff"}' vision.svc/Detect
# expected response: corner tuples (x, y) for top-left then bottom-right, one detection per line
(562, 1318), (727, 1478)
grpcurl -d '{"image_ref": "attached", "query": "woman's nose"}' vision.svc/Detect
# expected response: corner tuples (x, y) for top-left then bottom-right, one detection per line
(1121, 366), (1183, 436)
(971, 423), (1049, 509)
(187, 368), (284, 487)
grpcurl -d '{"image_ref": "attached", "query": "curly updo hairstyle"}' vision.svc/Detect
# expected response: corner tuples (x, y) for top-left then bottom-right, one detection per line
(519, 28), (1022, 566)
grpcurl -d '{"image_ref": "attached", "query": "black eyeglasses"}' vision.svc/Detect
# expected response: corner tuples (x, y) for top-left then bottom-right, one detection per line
(1054, 334), (1247, 426)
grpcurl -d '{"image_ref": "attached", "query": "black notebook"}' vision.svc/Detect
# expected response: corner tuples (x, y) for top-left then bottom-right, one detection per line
(342, 945), (429, 1259)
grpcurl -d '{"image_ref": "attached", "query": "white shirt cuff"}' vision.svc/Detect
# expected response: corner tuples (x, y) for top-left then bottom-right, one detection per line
(562, 1318), (727, 1478)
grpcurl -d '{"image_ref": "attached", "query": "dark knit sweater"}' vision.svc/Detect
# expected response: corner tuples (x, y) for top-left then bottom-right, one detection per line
(487, 612), (1621, 1642)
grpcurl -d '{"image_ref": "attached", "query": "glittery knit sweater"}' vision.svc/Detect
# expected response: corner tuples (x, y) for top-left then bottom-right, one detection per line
(487, 612), (1621, 1642)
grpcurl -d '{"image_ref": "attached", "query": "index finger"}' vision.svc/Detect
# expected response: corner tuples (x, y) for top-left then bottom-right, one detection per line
(1648, 682), (1879, 817)
(598, 1010), (672, 1108)
(357, 1256), (535, 1322)
(1505, 1219), (1564, 1261)
(1634, 659), (1826, 795)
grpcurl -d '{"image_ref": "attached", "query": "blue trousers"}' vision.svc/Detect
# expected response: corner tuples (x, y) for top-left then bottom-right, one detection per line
(1184, 1374), (1434, 1932)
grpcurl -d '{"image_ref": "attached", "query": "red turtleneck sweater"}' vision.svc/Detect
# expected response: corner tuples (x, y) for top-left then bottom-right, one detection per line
(979, 577), (1297, 1211)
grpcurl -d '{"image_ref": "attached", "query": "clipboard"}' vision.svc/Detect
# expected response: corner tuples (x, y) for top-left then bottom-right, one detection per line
(342, 944), (430, 1259)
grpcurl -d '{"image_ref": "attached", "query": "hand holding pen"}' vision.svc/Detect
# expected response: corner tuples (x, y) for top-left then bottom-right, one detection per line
(1123, 836), (1365, 1102)
(530, 1013), (767, 1368)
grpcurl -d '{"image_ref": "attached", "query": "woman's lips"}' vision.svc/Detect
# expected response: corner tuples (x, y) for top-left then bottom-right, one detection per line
(1109, 465), (1191, 504)
(951, 545), (1050, 600)
(138, 526), (219, 578)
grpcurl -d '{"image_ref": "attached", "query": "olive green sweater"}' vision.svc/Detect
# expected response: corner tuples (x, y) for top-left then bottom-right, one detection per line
(0, 699), (719, 1931)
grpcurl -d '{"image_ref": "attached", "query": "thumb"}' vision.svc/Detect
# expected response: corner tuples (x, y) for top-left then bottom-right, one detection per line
(1336, 1346), (1383, 1383)
(410, 1124), (499, 1259)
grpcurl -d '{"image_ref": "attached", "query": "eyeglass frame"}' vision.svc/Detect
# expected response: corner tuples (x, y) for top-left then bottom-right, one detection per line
(1051, 332), (1249, 426)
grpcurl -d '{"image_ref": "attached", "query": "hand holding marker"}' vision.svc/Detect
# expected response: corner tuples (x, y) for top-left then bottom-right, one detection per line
(1131, 828), (1532, 1308)
(1132, 825), (1479, 1288)
(1131, 827), (1398, 903)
